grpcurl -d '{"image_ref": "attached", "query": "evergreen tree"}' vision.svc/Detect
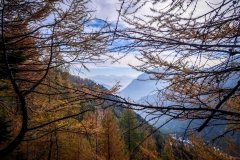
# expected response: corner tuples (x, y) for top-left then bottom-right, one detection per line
(119, 109), (142, 156)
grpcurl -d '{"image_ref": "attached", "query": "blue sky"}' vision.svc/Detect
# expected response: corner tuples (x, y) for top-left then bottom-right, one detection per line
(69, 1), (144, 89)
(71, 0), (222, 89)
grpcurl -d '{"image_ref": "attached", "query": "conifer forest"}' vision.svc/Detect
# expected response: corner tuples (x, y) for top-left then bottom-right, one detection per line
(0, 0), (240, 159)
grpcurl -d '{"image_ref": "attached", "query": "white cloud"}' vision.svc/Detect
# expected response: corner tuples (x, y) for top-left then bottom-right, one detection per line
(88, 0), (120, 22)
(88, 0), (225, 27)
(70, 52), (142, 80)
(80, 0), (224, 84)
(105, 52), (142, 67)
(73, 52), (142, 69)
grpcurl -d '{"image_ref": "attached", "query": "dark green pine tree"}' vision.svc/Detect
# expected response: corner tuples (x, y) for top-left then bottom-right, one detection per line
(119, 108), (142, 154)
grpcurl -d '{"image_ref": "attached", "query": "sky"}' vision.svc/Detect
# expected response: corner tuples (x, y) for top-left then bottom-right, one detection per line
(71, 0), (143, 89)
(72, 0), (223, 89)
(71, 54), (142, 89)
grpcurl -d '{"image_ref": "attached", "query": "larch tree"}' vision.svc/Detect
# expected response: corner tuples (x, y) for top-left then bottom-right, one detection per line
(138, 134), (159, 160)
(0, 0), (110, 157)
(113, 0), (240, 141)
(100, 110), (127, 160)
(162, 135), (234, 160)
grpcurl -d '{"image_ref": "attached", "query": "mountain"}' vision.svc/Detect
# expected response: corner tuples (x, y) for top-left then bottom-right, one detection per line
(119, 71), (168, 101)
(118, 72), (187, 134)
(69, 74), (165, 152)
(119, 71), (240, 147)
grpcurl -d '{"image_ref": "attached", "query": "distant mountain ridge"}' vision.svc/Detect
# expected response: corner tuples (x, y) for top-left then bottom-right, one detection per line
(119, 71), (240, 144)
(119, 71), (167, 101)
